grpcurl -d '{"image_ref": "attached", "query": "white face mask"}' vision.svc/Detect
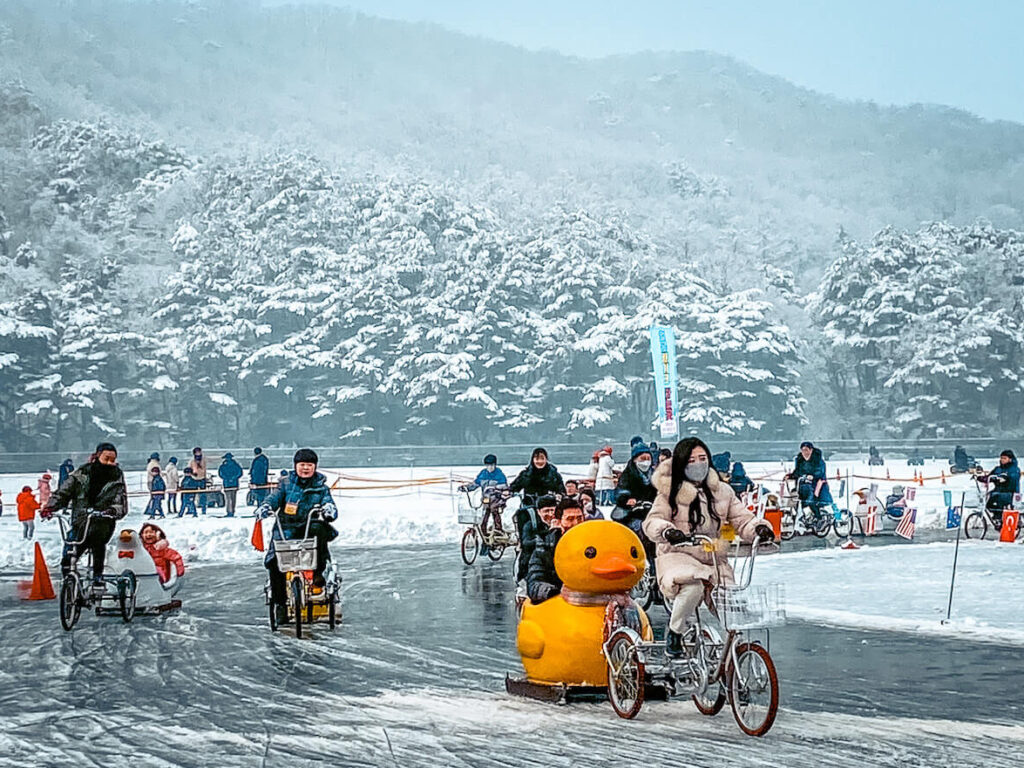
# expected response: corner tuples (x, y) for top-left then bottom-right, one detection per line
(636, 460), (652, 473)
(685, 460), (709, 483)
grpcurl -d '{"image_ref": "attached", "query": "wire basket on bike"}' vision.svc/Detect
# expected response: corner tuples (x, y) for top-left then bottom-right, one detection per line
(274, 538), (319, 572)
(713, 583), (786, 630)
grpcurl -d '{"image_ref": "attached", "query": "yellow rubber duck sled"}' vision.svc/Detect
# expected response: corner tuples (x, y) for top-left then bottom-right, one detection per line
(516, 520), (653, 686)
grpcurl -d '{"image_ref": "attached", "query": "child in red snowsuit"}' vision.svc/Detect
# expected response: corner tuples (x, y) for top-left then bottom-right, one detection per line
(17, 486), (40, 540)
(139, 523), (185, 583)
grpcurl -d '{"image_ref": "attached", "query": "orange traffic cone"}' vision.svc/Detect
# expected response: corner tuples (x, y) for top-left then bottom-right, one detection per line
(25, 542), (56, 601)
(918, 471), (924, 486)
(941, 470), (947, 485)
(886, 467), (891, 480)
(251, 518), (265, 552)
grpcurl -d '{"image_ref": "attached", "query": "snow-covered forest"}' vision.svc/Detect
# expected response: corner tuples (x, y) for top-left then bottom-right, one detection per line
(1, 1), (1023, 451)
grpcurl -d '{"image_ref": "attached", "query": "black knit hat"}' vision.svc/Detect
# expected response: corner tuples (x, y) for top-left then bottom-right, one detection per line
(94, 442), (117, 457)
(293, 448), (319, 465)
(537, 493), (558, 510)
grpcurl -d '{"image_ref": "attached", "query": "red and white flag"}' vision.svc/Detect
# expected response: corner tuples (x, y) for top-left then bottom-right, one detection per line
(865, 504), (880, 536)
(895, 506), (917, 540)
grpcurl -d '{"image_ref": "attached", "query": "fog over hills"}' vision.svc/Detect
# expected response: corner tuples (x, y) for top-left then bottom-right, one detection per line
(1, 1), (1022, 450)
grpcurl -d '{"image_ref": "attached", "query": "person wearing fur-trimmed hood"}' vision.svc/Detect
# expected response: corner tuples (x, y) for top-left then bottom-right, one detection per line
(643, 437), (773, 657)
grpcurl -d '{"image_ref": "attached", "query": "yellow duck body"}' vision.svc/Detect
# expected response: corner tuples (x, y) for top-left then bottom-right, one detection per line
(516, 520), (653, 686)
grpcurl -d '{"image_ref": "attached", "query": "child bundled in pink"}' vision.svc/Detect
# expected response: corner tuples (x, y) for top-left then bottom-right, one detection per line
(38, 473), (52, 507)
(139, 523), (186, 583)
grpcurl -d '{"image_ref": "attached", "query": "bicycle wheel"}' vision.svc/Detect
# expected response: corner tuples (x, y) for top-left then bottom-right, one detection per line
(964, 512), (987, 540)
(487, 542), (506, 561)
(692, 626), (727, 715)
(729, 642), (779, 737)
(832, 509), (854, 538)
(605, 630), (645, 719)
(780, 512), (796, 541)
(118, 570), (137, 623)
(60, 573), (82, 631)
(810, 512), (831, 539)
(461, 528), (480, 565)
(292, 578), (305, 639)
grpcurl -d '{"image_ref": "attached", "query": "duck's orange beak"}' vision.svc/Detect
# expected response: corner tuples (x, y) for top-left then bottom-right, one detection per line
(591, 554), (638, 580)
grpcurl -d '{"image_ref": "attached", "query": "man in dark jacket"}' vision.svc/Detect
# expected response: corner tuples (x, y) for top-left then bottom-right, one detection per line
(516, 494), (557, 583)
(218, 452), (244, 517)
(986, 449), (1020, 515)
(40, 442), (129, 587)
(509, 447), (565, 506)
(249, 447), (270, 506)
(788, 441), (833, 513)
(256, 448), (339, 624)
(527, 497), (586, 603)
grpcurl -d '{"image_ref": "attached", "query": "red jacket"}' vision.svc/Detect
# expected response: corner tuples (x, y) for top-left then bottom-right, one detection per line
(144, 538), (186, 582)
(17, 491), (40, 522)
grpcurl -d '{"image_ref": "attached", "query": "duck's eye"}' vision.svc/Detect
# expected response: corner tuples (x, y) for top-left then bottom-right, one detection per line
(630, 547), (639, 558)
(584, 546), (597, 559)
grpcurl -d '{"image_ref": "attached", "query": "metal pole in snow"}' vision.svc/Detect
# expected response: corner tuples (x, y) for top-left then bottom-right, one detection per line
(942, 491), (967, 624)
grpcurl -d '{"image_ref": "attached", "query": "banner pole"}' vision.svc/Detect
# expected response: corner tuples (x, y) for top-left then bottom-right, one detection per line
(942, 491), (966, 624)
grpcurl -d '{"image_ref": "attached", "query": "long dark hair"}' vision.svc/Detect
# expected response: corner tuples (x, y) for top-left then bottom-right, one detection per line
(669, 436), (720, 531)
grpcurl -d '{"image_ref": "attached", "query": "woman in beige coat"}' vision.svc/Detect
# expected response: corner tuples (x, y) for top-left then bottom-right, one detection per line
(643, 437), (774, 656)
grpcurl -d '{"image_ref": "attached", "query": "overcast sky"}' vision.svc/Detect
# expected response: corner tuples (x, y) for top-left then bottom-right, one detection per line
(267, 0), (1024, 124)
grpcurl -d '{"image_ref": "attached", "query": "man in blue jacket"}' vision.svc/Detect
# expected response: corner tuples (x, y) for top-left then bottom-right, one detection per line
(256, 449), (339, 625)
(249, 447), (270, 507)
(218, 452), (243, 517)
(986, 449), (1020, 518)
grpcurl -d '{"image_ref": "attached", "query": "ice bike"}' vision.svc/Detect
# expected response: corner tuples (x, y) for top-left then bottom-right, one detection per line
(603, 535), (784, 736)
(458, 485), (520, 565)
(779, 477), (853, 539)
(963, 480), (1021, 540)
(56, 513), (137, 631)
(265, 510), (342, 638)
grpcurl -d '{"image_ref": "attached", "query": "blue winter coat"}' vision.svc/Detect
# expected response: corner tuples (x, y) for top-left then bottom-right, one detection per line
(793, 448), (833, 504)
(218, 458), (244, 489)
(58, 460), (74, 488)
(151, 474), (166, 499)
(250, 453), (269, 485)
(257, 471), (339, 540)
(990, 459), (1020, 494)
(473, 467), (507, 488)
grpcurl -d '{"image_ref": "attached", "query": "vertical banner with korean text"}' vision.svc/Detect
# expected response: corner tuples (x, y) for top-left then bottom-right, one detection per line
(649, 326), (679, 440)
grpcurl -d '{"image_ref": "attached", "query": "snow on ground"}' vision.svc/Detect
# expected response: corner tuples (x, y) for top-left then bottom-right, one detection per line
(752, 540), (1024, 645)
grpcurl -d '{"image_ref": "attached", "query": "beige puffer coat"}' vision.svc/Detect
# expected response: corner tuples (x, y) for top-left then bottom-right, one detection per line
(642, 461), (760, 600)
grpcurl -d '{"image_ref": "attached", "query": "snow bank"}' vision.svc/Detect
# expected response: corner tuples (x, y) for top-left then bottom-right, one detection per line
(752, 540), (1024, 645)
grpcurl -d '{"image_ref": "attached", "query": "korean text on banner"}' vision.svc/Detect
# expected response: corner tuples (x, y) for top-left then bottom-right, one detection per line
(649, 326), (679, 437)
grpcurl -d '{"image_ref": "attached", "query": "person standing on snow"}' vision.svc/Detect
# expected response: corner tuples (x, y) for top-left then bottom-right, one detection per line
(145, 466), (166, 518)
(146, 453), (161, 489)
(249, 447), (270, 506)
(178, 468), (200, 517)
(58, 458), (74, 489)
(189, 447), (208, 514)
(37, 473), (52, 508)
(17, 486), (40, 539)
(164, 457), (180, 516)
(595, 446), (617, 506)
(40, 442), (129, 588)
(218, 452), (243, 517)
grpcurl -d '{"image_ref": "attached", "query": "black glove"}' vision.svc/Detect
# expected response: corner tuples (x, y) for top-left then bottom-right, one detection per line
(754, 524), (775, 544)
(664, 528), (690, 546)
